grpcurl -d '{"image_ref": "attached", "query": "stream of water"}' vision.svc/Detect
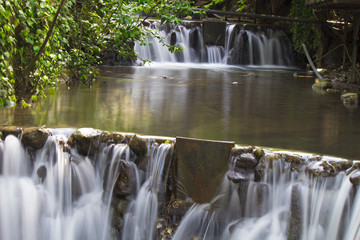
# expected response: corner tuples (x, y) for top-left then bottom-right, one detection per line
(1, 22), (360, 240)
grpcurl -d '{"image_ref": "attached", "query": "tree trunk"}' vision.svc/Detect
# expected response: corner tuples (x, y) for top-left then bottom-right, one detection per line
(350, 14), (360, 83)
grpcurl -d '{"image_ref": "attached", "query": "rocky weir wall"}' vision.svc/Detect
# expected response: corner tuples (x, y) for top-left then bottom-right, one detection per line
(1, 126), (360, 239)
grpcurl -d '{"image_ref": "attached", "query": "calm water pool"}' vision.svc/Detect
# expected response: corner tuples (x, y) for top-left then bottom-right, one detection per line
(1, 64), (359, 159)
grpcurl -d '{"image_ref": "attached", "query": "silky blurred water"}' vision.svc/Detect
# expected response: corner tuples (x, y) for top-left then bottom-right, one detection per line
(1, 64), (359, 159)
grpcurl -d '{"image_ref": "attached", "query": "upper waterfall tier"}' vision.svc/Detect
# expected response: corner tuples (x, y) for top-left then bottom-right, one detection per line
(135, 22), (294, 67)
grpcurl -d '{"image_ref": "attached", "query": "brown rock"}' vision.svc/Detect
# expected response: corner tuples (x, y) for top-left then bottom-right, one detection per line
(21, 127), (51, 149)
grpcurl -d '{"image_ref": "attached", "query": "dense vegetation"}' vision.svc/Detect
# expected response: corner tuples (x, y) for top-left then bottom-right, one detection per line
(289, 0), (318, 59)
(0, 0), (194, 107)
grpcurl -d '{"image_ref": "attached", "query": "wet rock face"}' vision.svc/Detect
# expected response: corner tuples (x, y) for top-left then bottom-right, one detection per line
(113, 160), (137, 196)
(254, 153), (282, 181)
(127, 135), (147, 157)
(226, 170), (250, 183)
(21, 127), (52, 150)
(0, 126), (22, 140)
(101, 132), (126, 145)
(234, 153), (258, 170)
(288, 182), (303, 240)
(67, 128), (102, 156)
(229, 147), (263, 184)
(37, 165), (47, 182)
(341, 93), (358, 104)
(306, 161), (338, 178)
(312, 81), (332, 90)
(349, 171), (360, 186)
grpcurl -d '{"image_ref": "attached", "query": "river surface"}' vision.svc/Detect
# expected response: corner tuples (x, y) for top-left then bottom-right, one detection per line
(1, 64), (359, 159)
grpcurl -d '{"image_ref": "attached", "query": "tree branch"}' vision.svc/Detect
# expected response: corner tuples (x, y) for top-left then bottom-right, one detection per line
(24, 0), (66, 76)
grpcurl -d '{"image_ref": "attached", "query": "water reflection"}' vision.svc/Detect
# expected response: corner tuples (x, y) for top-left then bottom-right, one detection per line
(1, 65), (359, 159)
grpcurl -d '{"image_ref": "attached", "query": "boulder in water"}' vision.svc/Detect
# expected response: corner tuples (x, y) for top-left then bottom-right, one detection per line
(341, 93), (358, 104)
(234, 153), (259, 170)
(101, 131), (126, 145)
(67, 128), (103, 156)
(21, 127), (51, 150)
(37, 165), (47, 182)
(306, 160), (337, 177)
(284, 154), (306, 171)
(254, 153), (282, 181)
(226, 170), (250, 183)
(288, 182), (303, 240)
(312, 81), (332, 90)
(0, 125), (22, 140)
(127, 135), (147, 157)
(350, 171), (360, 185)
(113, 160), (137, 196)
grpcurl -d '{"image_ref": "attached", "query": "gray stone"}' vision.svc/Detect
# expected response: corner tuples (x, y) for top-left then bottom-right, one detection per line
(226, 170), (250, 183)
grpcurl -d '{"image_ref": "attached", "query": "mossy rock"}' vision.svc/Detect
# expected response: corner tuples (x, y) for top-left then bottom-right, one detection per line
(231, 146), (253, 157)
(254, 153), (282, 181)
(67, 128), (103, 156)
(101, 131), (126, 145)
(349, 171), (360, 185)
(284, 154), (306, 171)
(21, 127), (52, 150)
(306, 160), (337, 177)
(341, 93), (358, 104)
(127, 135), (147, 157)
(253, 147), (265, 161)
(327, 159), (353, 172)
(0, 125), (22, 140)
(312, 81), (332, 90)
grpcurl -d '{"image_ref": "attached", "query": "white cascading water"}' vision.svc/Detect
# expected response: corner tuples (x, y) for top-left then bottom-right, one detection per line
(0, 134), (109, 240)
(135, 23), (294, 66)
(172, 153), (360, 240)
(121, 143), (173, 240)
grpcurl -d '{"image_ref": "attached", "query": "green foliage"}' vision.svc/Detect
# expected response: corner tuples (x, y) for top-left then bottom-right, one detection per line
(289, 0), (319, 57)
(0, 0), (195, 106)
(205, 0), (246, 11)
(0, 0), (67, 106)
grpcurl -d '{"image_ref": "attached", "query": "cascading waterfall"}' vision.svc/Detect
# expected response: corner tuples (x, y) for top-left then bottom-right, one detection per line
(171, 152), (360, 240)
(0, 134), (108, 240)
(135, 23), (294, 66)
(2, 128), (360, 240)
(122, 143), (173, 240)
(0, 130), (174, 240)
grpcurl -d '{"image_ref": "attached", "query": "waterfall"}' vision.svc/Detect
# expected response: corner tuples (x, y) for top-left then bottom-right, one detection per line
(0, 131), (174, 240)
(135, 23), (294, 67)
(0, 134), (108, 240)
(171, 151), (360, 240)
(2, 129), (360, 240)
(121, 143), (173, 240)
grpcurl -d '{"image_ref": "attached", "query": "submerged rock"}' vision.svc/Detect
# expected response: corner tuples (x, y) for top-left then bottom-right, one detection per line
(21, 127), (52, 150)
(341, 93), (358, 104)
(312, 81), (332, 90)
(67, 128), (103, 156)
